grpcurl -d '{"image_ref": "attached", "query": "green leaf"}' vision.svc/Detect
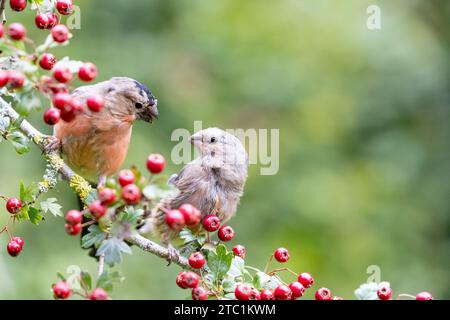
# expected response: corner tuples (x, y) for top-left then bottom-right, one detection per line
(8, 131), (30, 155)
(96, 238), (132, 266)
(84, 189), (97, 206)
(206, 244), (233, 281)
(222, 278), (237, 293)
(96, 271), (124, 292)
(14, 92), (42, 116)
(19, 181), (40, 203)
(40, 198), (63, 217)
(119, 207), (143, 225)
(56, 272), (67, 281)
(16, 204), (29, 221)
(28, 206), (44, 225)
(253, 271), (281, 290)
(80, 271), (92, 291)
(227, 256), (246, 278)
(81, 225), (107, 249)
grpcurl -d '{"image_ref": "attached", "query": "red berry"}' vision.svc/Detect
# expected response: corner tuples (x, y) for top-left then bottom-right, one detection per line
(146, 153), (165, 174)
(176, 271), (189, 289)
(56, 0), (73, 15)
(315, 287), (332, 301)
(53, 281), (71, 299)
(98, 188), (116, 205)
(218, 225), (235, 242)
(192, 287), (208, 300)
(188, 252), (206, 269)
(7, 240), (22, 257)
(416, 292), (433, 300)
(0, 24), (3, 38)
(0, 70), (8, 87)
(50, 83), (68, 94)
(53, 65), (72, 83)
(11, 236), (24, 248)
(179, 204), (201, 226)
(89, 200), (107, 220)
(90, 288), (109, 300)
(274, 247), (290, 263)
(35, 13), (50, 29)
(9, 0), (27, 12)
(78, 62), (97, 82)
(65, 210), (83, 225)
(377, 282), (392, 300)
(118, 169), (135, 187)
(86, 94), (105, 112)
(232, 245), (246, 259)
(121, 184), (141, 204)
(289, 281), (305, 299)
(260, 289), (274, 300)
(39, 53), (57, 70)
(6, 197), (22, 214)
(249, 288), (261, 300)
(65, 223), (82, 236)
(43, 108), (61, 125)
(51, 24), (70, 43)
(273, 285), (292, 300)
(298, 272), (314, 288)
(46, 13), (59, 29)
(202, 214), (221, 232)
(181, 271), (199, 289)
(53, 93), (73, 110)
(8, 23), (26, 40)
(8, 71), (25, 88)
(235, 284), (252, 300)
(166, 209), (185, 231)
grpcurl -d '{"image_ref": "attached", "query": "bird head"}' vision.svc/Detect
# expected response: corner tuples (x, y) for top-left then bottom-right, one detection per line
(103, 77), (159, 122)
(190, 128), (248, 170)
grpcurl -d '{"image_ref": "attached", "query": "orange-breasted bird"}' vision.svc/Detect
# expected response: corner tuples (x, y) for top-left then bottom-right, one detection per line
(52, 77), (158, 186)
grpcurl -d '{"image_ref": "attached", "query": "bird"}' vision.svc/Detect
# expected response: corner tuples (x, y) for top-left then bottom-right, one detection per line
(51, 77), (158, 187)
(140, 128), (248, 261)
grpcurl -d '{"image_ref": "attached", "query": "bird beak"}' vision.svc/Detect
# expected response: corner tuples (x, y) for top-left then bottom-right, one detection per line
(190, 133), (202, 146)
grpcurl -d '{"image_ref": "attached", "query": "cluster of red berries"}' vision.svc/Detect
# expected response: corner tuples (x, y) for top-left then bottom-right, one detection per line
(64, 154), (166, 236)
(2, 197), (25, 257)
(232, 248), (320, 300)
(43, 87), (102, 125)
(176, 270), (208, 300)
(1, 0), (100, 126)
(166, 206), (235, 243)
(53, 281), (109, 300)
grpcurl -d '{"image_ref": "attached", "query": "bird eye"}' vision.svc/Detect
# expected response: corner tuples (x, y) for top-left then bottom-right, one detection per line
(210, 137), (217, 143)
(135, 102), (143, 109)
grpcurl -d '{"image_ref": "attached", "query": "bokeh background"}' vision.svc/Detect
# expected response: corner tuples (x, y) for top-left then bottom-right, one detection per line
(0, 0), (449, 299)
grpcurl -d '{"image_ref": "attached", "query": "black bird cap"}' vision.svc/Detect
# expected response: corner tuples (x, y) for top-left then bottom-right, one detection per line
(134, 80), (157, 107)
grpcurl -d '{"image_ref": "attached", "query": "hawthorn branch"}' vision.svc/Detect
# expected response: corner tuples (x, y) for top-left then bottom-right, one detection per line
(0, 96), (189, 269)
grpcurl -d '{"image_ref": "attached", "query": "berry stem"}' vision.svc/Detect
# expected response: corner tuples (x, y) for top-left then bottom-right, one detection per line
(263, 254), (274, 273)
(397, 293), (416, 299)
(0, 0), (6, 24)
(267, 267), (299, 277)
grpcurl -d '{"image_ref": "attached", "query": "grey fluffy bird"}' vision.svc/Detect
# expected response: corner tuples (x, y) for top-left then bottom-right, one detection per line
(140, 128), (248, 257)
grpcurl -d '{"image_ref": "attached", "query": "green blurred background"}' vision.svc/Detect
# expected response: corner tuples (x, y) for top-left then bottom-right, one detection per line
(0, 0), (449, 299)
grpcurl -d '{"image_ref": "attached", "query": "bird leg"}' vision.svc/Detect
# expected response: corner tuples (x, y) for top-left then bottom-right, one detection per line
(41, 135), (61, 155)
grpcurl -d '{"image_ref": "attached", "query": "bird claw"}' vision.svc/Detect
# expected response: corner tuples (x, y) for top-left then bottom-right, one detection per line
(166, 244), (180, 266)
(42, 135), (61, 155)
